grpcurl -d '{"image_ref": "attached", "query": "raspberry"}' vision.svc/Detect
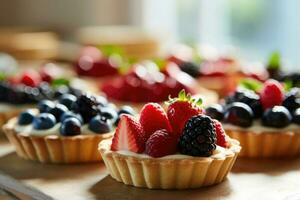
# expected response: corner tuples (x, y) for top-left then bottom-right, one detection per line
(178, 115), (216, 157)
(145, 129), (178, 158)
(259, 79), (284, 110)
(139, 103), (172, 140)
(213, 119), (228, 148)
(20, 71), (41, 87)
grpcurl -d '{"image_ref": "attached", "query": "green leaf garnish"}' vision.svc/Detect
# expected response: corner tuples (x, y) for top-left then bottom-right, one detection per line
(152, 58), (167, 71)
(283, 79), (293, 91)
(0, 72), (6, 81)
(239, 78), (263, 92)
(51, 78), (70, 88)
(99, 45), (125, 57)
(267, 51), (281, 70)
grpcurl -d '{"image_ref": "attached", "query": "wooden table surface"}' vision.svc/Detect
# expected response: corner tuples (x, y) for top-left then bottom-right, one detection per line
(1, 135), (300, 200)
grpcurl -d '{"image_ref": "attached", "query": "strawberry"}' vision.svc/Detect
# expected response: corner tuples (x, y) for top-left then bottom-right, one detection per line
(111, 114), (146, 153)
(213, 119), (228, 148)
(145, 129), (178, 157)
(139, 103), (172, 139)
(259, 79), (284, 110)
(20, 71), (41, 87)
(166, 90), (204, 137)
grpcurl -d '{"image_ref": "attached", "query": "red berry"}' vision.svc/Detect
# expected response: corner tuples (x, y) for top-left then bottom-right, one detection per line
(111, 114), (146, 153)
(145, 129), (178, 157)
(167, 90), (203, 137)
(260, 79), (284, 110)
(213, 119), (228, 148)
(139, 103), (172, 140)
(20, 71), (41, 87)
(39, 67), (53, 83)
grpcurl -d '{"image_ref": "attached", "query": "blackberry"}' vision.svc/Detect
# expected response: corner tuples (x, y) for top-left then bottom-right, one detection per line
(178, 115), (216, 157)
(72, 93), (100, 123)
(282, 87), (300, 112)
(178, 61), (201, 78)
(226, 88), (262, 118)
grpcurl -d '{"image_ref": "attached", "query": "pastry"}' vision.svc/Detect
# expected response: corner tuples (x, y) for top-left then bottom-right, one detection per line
(205, 79), (300, 158)
(3, 93), (135, 163)
(99, 91), (240, 189)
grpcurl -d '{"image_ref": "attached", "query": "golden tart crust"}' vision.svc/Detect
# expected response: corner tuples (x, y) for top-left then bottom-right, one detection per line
(3, 117), (113, 163)
(226, 128), (300, 158)
(98, 138), (241, 189)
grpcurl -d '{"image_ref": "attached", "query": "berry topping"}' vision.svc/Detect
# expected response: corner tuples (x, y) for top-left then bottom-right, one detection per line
(140, 103), (172, 140)
(145, 129), (177, 158)
(282, 87), (300, 112)
(205, 104), (224, 120)
(224, 102), (254, 127)
(19, 71), (41, 87)
(59, 94), (77, 110)
(72, 93), (99, 123)
(49, 103), (69, 121)
(166, 90), (203, 136)
(259, 79), (284, 110)
(262, 106), (292, 128)
(226, 87), (263, 118)
(33, 113), (56, 130)
(37, 100), (55, 113)
(60, 118), (81, 136)
(99, 106), (118, 124)
(178, 115), (216, 157)
(213, 119), (228, 148)
(293, 108), (300, 125)
(60, 111), (83, 124)
(111, 114), (146, 153)
(89, 115), (113, 134)
(178, 61), (200, 78)
(18, 110), (35, 125)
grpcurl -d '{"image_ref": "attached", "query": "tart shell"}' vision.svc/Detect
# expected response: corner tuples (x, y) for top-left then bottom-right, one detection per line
(226, 129), (300, 158)
(3, 118), (113, 163)
(98, 139), (241, 189)
(0, 109), (27, 133)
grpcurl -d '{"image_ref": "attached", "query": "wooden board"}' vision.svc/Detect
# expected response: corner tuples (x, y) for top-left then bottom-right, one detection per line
(1, 135), (300, 200)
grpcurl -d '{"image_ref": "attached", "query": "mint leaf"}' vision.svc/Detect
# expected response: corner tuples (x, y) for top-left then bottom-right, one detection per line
(51, 78), (70, 88)
(239, 78), (263, 92)
(268, 51), (281, 70)
(283, 80), (293, 91)
(99, 45), (125, 57)
(0, 72), (6, 81)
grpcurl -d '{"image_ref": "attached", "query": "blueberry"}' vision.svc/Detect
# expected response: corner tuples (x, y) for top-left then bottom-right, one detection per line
(89, 115), (113, 134)
(178, 61), (200, 78)
(282, 88), (300, 112)
(49, 103), (69, 121)
(224, 102), (254, 127)
(205, 104), (224, 120)
(293, 108), (300, 125)
(100, 106), (118, 123)
(226, 88), (262, 118)
(33, 113), (56, 130)
(37, 100), (55, 113)
(54, 86), (69, 98)
(60, 111), (83, 124)
(18, 110), (35, 125)
(118, 105), (135, 115)
(60, 118), (81, 136)
(262, 106), (292, 128)
(59, 94), (77, 109)
(115, 105), (135, 126)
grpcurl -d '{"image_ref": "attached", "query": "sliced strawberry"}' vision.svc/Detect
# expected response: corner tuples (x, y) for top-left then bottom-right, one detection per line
(111, 114), (146, 153)
(139, 103), (172, 139)
(166, 90), (203, 137)
(213, 119), (228, 148)
(145, 129), (178, 158)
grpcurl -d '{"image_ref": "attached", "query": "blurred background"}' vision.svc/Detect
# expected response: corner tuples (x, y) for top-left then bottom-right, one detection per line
(0, 0), (299, 71)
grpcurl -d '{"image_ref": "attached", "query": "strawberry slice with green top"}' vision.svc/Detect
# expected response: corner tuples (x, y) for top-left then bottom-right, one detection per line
(111, 114), (146, 153)
(166, 89), (204, 137)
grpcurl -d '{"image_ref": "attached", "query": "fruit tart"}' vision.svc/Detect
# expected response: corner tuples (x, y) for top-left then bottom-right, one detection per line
(99, 91), (240, 189)
(0, 68), (90, 130)
(205, 79), (300, 158)
(101, 60), (218, 109)
(3, 93), (136, 163)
